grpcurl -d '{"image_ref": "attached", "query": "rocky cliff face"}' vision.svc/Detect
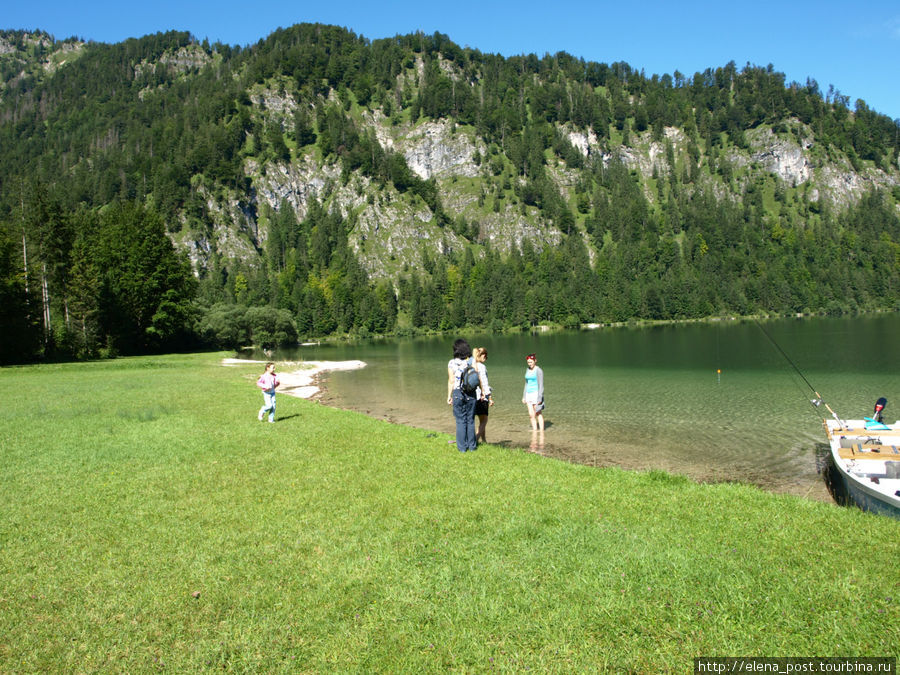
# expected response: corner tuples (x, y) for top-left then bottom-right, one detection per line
(744, 126), (813, 185)
(399, 120), (483, 180)
(175, 183), (260, 274)
(135, 45), (211, 79)
(742, 125), (898, 209)
(204, 102), (566, 281)
(182, 91), (899, 282)
(0, 33), (85, 100)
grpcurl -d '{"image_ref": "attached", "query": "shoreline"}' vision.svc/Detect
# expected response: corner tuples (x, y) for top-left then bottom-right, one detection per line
(222, 357), (835, 504)
(221, 357), (366, 399)
(315, 383), (836, 503)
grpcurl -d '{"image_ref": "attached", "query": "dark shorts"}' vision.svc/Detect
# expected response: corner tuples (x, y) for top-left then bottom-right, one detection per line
(474, 399), (490, 416)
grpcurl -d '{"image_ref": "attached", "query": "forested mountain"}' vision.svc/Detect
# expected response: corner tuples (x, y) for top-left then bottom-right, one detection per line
(1, 25), (899, 363)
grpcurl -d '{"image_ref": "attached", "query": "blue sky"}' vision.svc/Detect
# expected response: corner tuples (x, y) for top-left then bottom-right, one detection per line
(5, 0), (899, 120)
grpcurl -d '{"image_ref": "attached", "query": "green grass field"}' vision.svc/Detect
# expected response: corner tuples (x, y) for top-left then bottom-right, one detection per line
(1, 352), (898, 672)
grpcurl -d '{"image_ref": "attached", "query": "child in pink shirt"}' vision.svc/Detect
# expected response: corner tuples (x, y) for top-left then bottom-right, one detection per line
(256, 362), (280, 423)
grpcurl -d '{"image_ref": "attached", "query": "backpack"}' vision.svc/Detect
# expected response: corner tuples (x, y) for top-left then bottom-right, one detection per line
(459, 358), (480, 396)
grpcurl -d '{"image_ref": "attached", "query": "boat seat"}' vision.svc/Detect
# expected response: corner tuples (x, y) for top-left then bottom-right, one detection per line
(837, 444), (900, 460)
(839, 437), (882, 448)
(836, 427), (900, 436)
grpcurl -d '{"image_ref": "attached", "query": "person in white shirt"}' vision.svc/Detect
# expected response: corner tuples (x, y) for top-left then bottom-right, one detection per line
(473, 347), (493, 443)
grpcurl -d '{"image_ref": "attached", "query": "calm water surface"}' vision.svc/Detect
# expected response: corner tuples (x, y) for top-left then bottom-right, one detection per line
(266, 315), (900, 501)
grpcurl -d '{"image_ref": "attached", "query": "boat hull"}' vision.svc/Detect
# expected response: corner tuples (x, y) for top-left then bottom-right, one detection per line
(830, 461), (900, 519)
(825, 419), (900, 520)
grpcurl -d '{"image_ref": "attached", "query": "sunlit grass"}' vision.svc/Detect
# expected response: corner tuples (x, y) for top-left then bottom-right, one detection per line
(1, 352), (897, 671)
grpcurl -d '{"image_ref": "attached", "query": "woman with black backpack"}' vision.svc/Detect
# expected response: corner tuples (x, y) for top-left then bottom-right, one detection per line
(446, 338), (482, 452)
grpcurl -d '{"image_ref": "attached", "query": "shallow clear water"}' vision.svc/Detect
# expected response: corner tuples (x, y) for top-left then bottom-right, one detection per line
(260, 315), (900, 501)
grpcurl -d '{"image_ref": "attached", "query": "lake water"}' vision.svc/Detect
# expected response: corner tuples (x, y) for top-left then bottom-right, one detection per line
(264, 315), (900, 501)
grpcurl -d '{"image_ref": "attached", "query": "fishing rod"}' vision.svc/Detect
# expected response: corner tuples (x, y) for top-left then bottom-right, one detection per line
(754, 319), (846, 428)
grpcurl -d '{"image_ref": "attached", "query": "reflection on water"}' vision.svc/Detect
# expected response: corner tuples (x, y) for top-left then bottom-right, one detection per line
(256, 315), (900, 503)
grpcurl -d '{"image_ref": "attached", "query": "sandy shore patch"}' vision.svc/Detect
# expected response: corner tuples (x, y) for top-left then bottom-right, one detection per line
(222, 358), (366, 399)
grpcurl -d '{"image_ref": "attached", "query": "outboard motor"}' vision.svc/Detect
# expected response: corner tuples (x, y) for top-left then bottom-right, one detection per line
(873, 397), (887, 424)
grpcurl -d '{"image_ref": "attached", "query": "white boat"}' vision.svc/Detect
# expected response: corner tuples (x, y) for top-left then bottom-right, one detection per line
(824, 418), (900, 519)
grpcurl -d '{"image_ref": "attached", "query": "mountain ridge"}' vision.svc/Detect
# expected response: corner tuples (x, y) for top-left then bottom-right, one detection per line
(1, 25), (899, 361)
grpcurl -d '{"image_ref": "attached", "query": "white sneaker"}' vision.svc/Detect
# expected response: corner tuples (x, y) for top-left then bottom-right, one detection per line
(258, 412), (264, 421)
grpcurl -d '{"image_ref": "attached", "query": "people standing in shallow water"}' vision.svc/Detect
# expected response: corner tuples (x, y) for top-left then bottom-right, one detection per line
(472, 347), (493, 443)
(447, 338), (478, 452)
(522, 353), (545, 432)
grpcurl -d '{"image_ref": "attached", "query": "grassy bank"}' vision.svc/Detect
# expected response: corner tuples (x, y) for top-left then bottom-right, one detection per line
(1, 353), (897, 672)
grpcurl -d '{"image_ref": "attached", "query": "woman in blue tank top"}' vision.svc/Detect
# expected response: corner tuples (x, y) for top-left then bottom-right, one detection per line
(522, 353), (544, 431)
